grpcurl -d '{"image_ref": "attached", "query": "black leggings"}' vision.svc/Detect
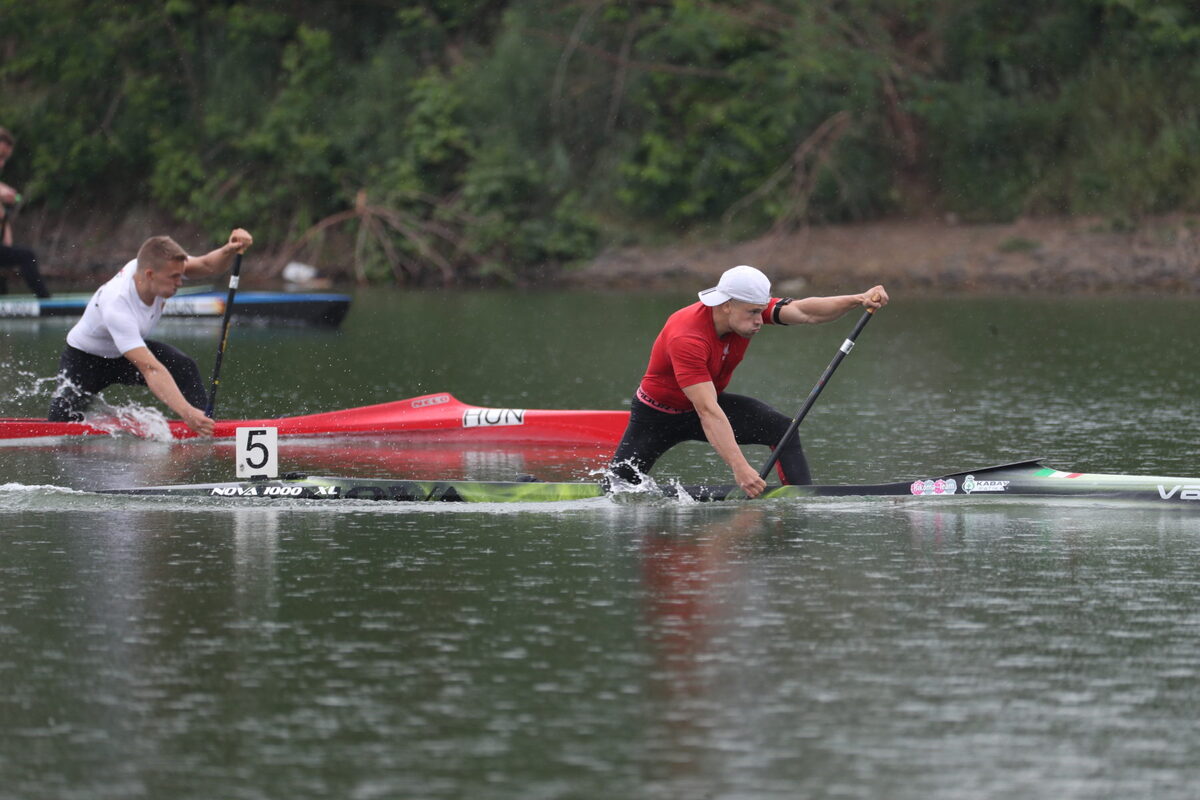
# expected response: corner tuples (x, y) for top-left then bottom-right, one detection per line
(47, 341), (207, 421)
(0, 244), (51, 298)
(607, 392), (813, 486)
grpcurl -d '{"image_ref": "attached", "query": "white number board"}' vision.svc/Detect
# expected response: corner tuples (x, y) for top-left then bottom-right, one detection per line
(236, 426), (279, 478)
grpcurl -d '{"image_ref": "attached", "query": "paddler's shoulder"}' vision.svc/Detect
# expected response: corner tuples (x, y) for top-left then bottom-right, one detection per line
(664, 301), (711, 325)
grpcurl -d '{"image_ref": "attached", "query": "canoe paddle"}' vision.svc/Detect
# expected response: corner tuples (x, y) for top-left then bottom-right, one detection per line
(204, 252), (243, 418)
(758, 306), (877, 481)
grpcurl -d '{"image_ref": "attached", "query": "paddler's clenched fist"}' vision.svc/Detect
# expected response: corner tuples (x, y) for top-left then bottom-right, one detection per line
(226, 228), (253, 254)
(858, 285), (889, 310)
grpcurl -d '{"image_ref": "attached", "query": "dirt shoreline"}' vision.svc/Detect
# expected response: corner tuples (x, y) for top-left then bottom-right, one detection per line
(568, 216), (1200, 295)
(19, 211), (1200, 294)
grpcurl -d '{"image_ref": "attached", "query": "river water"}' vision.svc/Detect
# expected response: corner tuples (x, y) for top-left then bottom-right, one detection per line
(2, 289), (1200, 799)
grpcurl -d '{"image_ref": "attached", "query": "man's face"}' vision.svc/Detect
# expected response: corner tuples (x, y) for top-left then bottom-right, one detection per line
(0, 142), (12, 170)
(146, 260), (187, 298)
(725, 300), (764, 338)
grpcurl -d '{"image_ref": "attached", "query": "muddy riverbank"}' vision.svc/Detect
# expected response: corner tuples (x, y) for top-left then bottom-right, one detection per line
(567, 215), (1200, 295)
(12, 209), (1200, 295)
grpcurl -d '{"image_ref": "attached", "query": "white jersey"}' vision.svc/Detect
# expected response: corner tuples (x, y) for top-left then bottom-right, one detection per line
(66, 259), (165, 358)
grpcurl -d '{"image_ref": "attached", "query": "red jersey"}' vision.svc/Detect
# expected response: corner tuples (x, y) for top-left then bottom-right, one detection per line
(636, 299), (785, 412)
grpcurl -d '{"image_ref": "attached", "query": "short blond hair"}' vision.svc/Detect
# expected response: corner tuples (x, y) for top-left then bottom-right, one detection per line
(136, 235), (188, 272)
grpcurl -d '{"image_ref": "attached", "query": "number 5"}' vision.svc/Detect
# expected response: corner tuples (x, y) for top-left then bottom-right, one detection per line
(236, 427), (278, 478)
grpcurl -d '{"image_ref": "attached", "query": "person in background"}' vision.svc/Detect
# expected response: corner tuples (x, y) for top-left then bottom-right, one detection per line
(0, 126), (51, 298)
(607, 265), (888, 498)
(47, 229), (253, 435)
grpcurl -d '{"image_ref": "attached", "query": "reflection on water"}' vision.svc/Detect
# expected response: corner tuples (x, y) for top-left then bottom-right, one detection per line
(0, 435), (617, 493)
(232, 508), (280, 619)
(637, 506), (774, 795)
(4, 499), (1200, 798)
(4, 293), (1200, 798)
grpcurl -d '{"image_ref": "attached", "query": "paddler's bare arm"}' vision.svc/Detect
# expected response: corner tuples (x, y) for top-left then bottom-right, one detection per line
(123, 346), (214, 436)
(778, 285), (889, 325)
(184, 228), (254, 278)
(682, 381), (767, 498)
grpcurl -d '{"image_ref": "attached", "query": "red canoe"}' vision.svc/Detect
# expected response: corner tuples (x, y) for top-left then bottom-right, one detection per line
(0, 392), (630, 445)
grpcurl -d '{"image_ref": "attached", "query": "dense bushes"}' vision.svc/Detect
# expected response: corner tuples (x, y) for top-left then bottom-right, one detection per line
(2, 0), (1198, 283)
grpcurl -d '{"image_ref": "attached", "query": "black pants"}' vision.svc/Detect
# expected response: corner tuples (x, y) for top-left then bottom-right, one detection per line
(48, 341), (207, 421)
(0, 244), (51, 298)
(607, 392), (813, 486)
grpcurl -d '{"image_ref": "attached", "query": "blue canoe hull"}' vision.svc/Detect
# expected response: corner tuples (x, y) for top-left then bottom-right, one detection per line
(0, 290), (351, 327)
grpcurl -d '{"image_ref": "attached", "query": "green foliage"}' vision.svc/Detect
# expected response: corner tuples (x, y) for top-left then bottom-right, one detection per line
(915, 0), (1200, 219)
(461, 147), (599, 279)
(2, 0), (1200, 283)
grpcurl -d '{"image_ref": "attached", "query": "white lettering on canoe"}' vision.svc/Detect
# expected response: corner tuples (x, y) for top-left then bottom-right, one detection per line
(411, 394), (451, 408)
(209, 485), (303, 497)
(263, 486), (303, 496)
(462, 408), (526, 428)
(1158, 485), (1200, 500)
(212, 486), (257, 496)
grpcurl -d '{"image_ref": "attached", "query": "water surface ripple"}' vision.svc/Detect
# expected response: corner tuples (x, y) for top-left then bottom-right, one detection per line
(2, 292), (1199, 799)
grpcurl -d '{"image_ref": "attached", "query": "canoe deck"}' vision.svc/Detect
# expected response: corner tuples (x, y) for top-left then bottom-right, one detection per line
(0, 392), (629, 445)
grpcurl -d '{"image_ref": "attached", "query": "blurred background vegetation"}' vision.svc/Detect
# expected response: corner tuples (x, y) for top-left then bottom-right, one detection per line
(2, 0), (1198, 284)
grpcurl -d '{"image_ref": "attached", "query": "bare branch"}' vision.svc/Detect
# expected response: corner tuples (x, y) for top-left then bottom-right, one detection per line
(551, 1), (604, 128)
(605, 16), (640, 135)
(272, 208), (360, 276)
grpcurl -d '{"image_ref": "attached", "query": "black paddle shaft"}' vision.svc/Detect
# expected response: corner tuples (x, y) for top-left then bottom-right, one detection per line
(204, 252), (243, 418)
(758, 308), (876, 480)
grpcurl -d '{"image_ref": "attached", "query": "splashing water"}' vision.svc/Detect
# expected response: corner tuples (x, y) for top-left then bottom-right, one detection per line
(596, 460), (685, 504)
(662, 477), (702, 504)
(5, 367), (61, 404)
(3, 367), (178, 441)
(81, 399), (175, 441)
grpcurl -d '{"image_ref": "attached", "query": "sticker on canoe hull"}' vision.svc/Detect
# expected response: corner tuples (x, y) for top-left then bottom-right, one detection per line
(961, 475), (1010, 494)
(910, 478), (958, 496)
(411, 394), (451, 408)
(463, 408), (526, 428)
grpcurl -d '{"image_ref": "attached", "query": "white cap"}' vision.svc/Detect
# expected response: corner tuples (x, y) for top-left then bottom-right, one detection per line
(698, 265), (771, 306)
